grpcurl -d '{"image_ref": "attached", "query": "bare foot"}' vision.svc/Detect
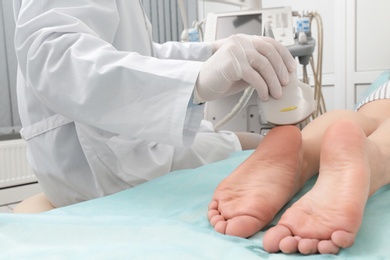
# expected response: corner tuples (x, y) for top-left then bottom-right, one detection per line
(208, 125), (305, 238)
(263, 120), (371, 254)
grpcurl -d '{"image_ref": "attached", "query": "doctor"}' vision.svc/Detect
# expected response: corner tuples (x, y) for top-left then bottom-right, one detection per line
(13, 0), (296, 211)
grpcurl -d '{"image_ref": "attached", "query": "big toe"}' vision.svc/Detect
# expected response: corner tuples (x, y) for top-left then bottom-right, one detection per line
(223, 215), (265, 237)
(263, 225), (293, 253)
(332, 230), (356, 249)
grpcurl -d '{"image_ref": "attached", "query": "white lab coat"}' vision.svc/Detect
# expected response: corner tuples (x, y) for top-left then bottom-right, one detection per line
(13, 0), (241, 207)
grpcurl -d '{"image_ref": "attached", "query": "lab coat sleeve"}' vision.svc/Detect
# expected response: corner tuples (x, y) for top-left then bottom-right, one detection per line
(14, 0), (205, 147)
(153, 41), (213, 62)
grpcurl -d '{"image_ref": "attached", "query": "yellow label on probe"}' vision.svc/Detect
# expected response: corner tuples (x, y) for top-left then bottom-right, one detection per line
(280, 106), (298, 112)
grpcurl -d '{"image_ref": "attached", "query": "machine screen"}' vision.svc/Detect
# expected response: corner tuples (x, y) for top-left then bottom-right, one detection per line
(215, 14), (262, 39)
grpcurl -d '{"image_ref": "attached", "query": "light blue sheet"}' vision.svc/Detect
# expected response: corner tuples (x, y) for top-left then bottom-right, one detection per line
(1, 150), (389, 259)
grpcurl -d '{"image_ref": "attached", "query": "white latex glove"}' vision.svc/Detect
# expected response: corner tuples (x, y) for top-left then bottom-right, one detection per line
(195, 34), (297, 103)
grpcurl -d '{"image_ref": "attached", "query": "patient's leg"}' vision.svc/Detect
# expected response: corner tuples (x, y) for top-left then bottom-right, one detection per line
(234, 132), (264, 150)
(208, 100), (390, 240)
(208, 125), (307, 238)
(263, 119), (390, 255)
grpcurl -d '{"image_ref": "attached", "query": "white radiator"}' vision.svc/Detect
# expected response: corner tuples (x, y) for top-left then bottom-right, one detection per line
(0, 139), (36, 188)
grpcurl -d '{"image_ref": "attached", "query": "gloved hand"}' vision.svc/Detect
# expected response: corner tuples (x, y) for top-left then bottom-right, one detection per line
(194, 34), (297, 103)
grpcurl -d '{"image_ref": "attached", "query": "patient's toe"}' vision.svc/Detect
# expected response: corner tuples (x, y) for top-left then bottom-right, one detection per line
(318, 240), (340, 254)
(209, 214), (225, 226)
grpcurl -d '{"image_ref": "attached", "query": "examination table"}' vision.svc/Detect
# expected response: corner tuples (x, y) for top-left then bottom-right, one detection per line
(0, 150), (389, 259)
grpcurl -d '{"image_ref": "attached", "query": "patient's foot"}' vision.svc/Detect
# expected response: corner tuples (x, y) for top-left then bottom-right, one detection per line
(263, 120), (370, 255)
(208, 125), (305, 238)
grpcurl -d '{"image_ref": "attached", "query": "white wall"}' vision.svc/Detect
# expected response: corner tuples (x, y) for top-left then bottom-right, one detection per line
(352, 0), (390, 107)
(197, 0), (390, 132)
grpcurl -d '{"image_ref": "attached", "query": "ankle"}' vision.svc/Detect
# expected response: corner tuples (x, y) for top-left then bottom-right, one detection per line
(367, 140), (390, 196)
(300, 145), (319, 185)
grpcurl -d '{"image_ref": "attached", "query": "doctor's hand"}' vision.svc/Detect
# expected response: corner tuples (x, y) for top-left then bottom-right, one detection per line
(194, 34), (297, 103)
